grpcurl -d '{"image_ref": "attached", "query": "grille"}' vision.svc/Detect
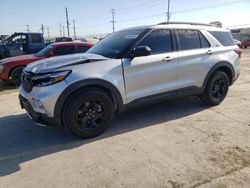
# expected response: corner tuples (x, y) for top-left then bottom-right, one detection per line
(21, 70), (33, 92)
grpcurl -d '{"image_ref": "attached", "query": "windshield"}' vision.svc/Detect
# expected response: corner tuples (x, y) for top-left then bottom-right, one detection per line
(34, 44), (53, 57)
(87, 28), (145, 58)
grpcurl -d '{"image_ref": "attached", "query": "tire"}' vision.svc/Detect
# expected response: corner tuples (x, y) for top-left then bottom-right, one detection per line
(63, 88), (114, 139)
(11, 66), (24, 86)
(201, 71), (229, 106)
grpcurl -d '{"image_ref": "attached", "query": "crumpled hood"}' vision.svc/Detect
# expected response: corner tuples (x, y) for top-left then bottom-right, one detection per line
(25, 53), (109, 74)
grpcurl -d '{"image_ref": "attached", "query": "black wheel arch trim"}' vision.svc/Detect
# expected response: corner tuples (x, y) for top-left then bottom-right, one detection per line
(202, 61), (235, 88)
(54, 79), (124, 118)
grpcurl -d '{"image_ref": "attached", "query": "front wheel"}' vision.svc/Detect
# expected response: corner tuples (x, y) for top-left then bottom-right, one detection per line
(63, 89), (114, 139)
(11, 66), (24, 86)
(201, 71), (229, 106)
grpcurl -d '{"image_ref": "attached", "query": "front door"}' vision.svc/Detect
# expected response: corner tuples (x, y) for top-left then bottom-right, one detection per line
(123, 29), (178, 103)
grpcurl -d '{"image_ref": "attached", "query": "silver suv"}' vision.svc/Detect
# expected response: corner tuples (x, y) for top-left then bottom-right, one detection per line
(19, 22), (241, 138)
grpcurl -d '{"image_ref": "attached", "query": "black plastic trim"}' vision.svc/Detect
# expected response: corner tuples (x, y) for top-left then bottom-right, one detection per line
(54, 79), (124, 118)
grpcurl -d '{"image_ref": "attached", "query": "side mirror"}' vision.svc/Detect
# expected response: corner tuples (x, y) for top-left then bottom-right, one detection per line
(47, 51), (54, 57)
(130, 46), (151, 57)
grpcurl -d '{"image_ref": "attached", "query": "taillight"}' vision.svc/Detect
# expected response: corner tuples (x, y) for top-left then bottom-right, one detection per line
(234, 48), (242, 59)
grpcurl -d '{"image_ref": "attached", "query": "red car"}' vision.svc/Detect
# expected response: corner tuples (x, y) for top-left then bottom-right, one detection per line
(244, 38), (250, 48)
(0, 42), (93, 85)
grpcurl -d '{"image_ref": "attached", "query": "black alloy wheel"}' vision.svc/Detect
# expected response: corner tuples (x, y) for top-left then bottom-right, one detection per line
(201, 71), (229, 105)
(63, 88), (114, 138)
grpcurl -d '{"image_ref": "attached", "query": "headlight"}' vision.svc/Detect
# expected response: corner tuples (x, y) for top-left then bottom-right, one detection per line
(32, 70), (71, 86)
(0, 64), (3, 72)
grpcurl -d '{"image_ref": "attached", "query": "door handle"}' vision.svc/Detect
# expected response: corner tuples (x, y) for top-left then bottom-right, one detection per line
(162, 56), (173, 62)
(206, 50), (213, 55)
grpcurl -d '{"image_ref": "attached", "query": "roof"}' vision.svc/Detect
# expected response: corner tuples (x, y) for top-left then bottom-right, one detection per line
(117, 22), (229, 33)
(51, 41), (94, 47)
(150, 22), (228, 31)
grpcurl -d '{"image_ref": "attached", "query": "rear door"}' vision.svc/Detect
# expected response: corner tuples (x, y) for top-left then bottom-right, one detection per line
(176, 29), (213, 89)
(123, 29), (178, 103)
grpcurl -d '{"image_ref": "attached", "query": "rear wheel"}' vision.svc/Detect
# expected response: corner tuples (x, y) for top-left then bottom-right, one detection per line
(11, 66), (24, 86)
(201, 71), (229, 105)
(63, 88), (114, 139)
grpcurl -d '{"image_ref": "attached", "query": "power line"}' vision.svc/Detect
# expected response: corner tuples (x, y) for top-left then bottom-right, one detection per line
(41, 24), (45, 35)
(59, 23), (62, 36)
(111, 9), (116, 32)
(73, 19), (76, 39)
(62, 26), (65, 37)
(47, 26), (50, 40)
(172, 0), (246, 13)
(26, 24), (30, 32)
(117, 0), (159, 12)
(166, 0), (171, 22)
(65, 7), (70, 36)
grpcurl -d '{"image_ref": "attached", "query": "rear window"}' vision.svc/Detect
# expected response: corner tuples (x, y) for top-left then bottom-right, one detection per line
(30, 34), (43, 43)
(209, 31), (234, 46)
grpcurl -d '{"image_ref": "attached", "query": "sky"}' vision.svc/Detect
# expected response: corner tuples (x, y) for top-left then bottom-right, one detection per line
(0, 0), (250, 38)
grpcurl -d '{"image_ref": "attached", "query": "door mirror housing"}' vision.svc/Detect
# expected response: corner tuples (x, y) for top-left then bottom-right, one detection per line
(130, 46), (151, 57)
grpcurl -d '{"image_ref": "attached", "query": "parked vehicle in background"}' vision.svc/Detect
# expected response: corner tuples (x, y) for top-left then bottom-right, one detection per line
(234, 39), (243, 48)
(243, 38), (250, 48)
(19, 22), (241, 139)
(52, 37), (73, 43)
(0, 32), (45, 59)
(0, 42), (93, 85)
(0, 35), (9, 43)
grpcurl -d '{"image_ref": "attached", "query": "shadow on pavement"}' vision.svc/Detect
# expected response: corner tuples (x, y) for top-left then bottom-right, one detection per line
(0, 81), (17, 93)
(0, 96), (207, 176)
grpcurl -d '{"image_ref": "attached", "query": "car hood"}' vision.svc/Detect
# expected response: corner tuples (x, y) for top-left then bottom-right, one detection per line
(0, 54), (40, 65)
(25, 53), (109, 74)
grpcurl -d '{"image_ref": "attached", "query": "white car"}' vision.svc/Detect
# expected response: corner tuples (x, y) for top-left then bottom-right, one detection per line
(19, 22), (241, 138)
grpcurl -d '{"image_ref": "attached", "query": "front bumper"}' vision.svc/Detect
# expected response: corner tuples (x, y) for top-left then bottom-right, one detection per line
(19, 94), (61, 126)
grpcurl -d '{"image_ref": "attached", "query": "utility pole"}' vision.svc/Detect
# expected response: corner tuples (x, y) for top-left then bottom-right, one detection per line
(166, 0), (171, 22)
(63, 26), (65, 37)
(111, 9), (116, 33)
(26, 24), (30, 32)
(59, 23), (62, 36)
(47, 26), (50, 40)
(41, 24), (45, 35)
(73, 19), (76, 40)
(65, 7), (70, 36)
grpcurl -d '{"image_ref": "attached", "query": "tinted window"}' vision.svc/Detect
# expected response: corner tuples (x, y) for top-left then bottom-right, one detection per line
(87, 28), (145, 58)
(78, 46), (91, 53)
(199, 32), (210, 48)
(209, 31), (234, 46)
(34, 44), (53, 57)
(137, 29), (172, 54)
(178, 30), (201, 50)
(53, 46), (75, 56)
(30, 34), (43, 43)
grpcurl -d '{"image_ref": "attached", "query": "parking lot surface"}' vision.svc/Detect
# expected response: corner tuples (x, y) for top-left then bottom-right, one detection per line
(0, 49), (250, 188)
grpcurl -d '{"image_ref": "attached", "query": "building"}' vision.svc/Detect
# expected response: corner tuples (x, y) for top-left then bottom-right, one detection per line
(210, 21), (222, 28)
(231, 28), (250, 42)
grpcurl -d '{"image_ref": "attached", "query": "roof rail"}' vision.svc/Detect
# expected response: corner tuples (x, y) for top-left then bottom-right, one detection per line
(157, 22), (213, 27)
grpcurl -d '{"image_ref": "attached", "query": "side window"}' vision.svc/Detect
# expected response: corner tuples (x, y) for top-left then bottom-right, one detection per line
(199, 32), (210, 48)
(53, 46), (75, 56)
(30, 34), (43, 43)
(177, 30), (201, 50)
(78, 46), (91, 53)
(137, 29), (172, 54)
(208, 31), (234, 46)
(11, 35), (26, 44)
